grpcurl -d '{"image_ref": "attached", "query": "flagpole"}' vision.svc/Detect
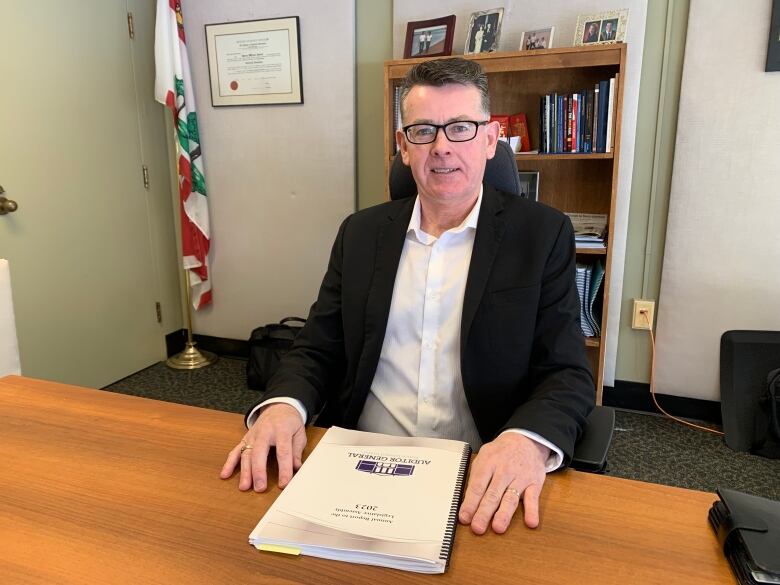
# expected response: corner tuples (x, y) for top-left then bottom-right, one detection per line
(166, 266), (216, 370)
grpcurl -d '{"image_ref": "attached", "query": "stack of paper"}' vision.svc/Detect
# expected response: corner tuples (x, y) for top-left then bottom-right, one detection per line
(576, 259), (605, 338)
(249, 427), (471, 574)
(566, 212), (607, 249)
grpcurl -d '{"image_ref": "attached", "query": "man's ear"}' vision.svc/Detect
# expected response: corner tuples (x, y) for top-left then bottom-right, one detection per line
(484, 119), (500, 159)
(396, 129), (411, 165)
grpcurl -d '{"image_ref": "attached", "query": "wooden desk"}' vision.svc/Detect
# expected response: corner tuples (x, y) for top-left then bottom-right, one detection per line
(0, 376), (733, 584)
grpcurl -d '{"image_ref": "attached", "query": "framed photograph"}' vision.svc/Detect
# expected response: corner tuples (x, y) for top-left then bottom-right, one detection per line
(403, 15), (456, 59)
(767, 0), (780, 72)
(520, 27), (555, 51)
(574, 10), (629, 46)
(518, 171), (540, 202)
(205, 16), (303, 106)
(465, 8), (504, 54)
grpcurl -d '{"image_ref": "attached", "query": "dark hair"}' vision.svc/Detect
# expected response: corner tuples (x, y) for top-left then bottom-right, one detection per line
(398, 58), (490, 123)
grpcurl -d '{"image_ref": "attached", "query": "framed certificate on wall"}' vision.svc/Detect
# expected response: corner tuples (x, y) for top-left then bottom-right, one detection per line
(205, 16), (303, 106)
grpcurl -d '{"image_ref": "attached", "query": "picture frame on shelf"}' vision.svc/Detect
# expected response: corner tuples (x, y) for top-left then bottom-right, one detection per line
(205, 16), (303, 106)
(517, 171), (540, 202)
(464, 8), (504, 54)
(403, 15), (456, 59)
(574, 10), (628, 46)
(520, 27), (555, 50)
(767, 0), (780, 71)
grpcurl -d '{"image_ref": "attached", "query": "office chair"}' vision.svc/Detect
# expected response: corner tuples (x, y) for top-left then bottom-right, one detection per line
(388, 139), (615, 473)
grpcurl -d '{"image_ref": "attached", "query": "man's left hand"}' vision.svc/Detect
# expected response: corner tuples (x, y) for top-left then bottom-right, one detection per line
(458, 433), (549, 534)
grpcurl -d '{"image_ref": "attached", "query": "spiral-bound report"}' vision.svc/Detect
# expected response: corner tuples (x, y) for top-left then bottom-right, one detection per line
(249, 426), (472, 573)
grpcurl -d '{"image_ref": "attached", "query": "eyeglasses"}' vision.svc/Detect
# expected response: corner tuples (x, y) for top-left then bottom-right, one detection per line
(402, 120), (488, 144)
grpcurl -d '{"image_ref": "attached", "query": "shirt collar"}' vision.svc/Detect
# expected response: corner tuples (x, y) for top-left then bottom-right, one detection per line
(407, 185), (483, 242)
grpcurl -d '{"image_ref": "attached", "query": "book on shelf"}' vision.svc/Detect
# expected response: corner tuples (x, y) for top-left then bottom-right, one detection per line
(392, 86), (401, 154)
(538, 76), (616, 154)
(248, 426), (471, 574)
(508, 112), (531, 151)
(605, 75), (617, 153)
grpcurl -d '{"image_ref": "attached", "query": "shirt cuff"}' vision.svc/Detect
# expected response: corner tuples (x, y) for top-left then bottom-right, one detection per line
(246, 397), (307, 429)
(500, 429), (564, 473)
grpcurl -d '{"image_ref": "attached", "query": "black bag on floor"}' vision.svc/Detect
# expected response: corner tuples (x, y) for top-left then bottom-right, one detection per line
(752, 368), (780, 459)
(246, 317), (306, 391)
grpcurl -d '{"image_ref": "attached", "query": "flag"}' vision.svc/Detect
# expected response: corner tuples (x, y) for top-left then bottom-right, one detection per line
(154, 0), (212, 309)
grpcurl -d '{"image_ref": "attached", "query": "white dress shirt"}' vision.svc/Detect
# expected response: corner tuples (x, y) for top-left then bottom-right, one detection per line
(250, 189), (563, 472)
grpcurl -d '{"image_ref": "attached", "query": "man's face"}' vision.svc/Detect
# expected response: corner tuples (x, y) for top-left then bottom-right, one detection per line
(397, 84), (499, 208)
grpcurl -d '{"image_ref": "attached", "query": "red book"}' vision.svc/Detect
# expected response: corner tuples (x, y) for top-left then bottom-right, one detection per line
(490, 115), (510, 139)
(509, 113), (531, 151)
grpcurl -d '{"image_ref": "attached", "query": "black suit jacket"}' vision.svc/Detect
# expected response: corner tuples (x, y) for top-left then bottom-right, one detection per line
(250, 185), (595, 464)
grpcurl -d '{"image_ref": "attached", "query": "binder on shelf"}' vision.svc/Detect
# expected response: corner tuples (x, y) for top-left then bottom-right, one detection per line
(249, 426), (471, 574)
(575, 260), (604, 339)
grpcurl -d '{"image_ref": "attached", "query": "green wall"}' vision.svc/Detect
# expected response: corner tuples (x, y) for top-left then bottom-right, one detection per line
(615, 0), (689, 383)
(356, 0), (393, 210)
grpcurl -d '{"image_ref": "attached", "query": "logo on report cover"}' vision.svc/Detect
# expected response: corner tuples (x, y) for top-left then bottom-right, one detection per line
(356, 460), (415, 476)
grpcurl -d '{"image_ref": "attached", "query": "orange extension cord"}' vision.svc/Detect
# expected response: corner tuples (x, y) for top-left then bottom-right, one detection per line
(641, 309), (725, 436)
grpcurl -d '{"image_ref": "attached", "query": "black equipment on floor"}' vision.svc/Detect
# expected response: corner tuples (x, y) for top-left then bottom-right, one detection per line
(720, 330), (780, 459)
(247, 317), (306, 391)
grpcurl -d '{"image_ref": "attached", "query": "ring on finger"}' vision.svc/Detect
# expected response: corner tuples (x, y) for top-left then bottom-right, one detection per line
(505, 487), (522, 499)
(240, 443), (253, 454)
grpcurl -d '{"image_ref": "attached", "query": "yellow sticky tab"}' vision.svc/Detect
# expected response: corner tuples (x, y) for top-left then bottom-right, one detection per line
(255, 543), (301, 556)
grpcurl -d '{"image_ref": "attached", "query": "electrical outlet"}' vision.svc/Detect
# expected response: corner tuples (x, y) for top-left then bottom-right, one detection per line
(632, 299), (655, 330)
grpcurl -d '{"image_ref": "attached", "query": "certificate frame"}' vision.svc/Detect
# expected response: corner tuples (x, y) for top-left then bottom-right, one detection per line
(205, 16), (303, 107)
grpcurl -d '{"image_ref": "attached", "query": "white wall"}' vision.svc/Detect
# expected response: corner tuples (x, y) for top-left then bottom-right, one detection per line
(182, 1), (356, 339)
(656, 0), (780, 401)
(393, 0), (648, 384)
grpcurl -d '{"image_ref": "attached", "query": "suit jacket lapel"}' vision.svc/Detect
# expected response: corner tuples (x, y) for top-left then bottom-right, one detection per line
(461, 185), (507, 352)
(353, 198), (414, 397)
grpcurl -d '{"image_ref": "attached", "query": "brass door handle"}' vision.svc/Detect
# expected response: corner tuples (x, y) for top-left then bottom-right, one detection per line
(0, 196), (18, 215)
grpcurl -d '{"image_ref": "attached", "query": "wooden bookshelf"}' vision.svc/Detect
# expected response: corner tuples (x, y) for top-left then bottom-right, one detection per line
(383, 44), (626, 403)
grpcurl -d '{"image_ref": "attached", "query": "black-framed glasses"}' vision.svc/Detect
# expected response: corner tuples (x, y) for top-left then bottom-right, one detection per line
(402, 120), (488, 144)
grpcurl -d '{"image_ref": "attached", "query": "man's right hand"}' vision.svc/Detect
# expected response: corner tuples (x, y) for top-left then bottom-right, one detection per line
(219, 403), (307, 492)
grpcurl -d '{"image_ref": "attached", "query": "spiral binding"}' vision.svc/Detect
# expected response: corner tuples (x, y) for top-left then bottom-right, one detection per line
(439, 443), (472, 566)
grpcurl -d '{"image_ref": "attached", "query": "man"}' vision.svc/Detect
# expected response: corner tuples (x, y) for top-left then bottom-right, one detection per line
(600, 20), (616, 42)
(483, 22), (495, 52)
(221, 58), (594, 535)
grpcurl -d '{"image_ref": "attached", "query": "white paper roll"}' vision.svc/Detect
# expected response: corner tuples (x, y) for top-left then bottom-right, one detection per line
(0, 259), (21, 377)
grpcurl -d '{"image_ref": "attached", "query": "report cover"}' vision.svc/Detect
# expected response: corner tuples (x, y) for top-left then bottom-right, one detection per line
(249, 426), (471, 573)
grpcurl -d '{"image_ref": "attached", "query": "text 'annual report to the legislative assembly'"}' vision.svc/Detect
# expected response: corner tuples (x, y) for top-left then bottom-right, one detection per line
(248, 426), (472, 573)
